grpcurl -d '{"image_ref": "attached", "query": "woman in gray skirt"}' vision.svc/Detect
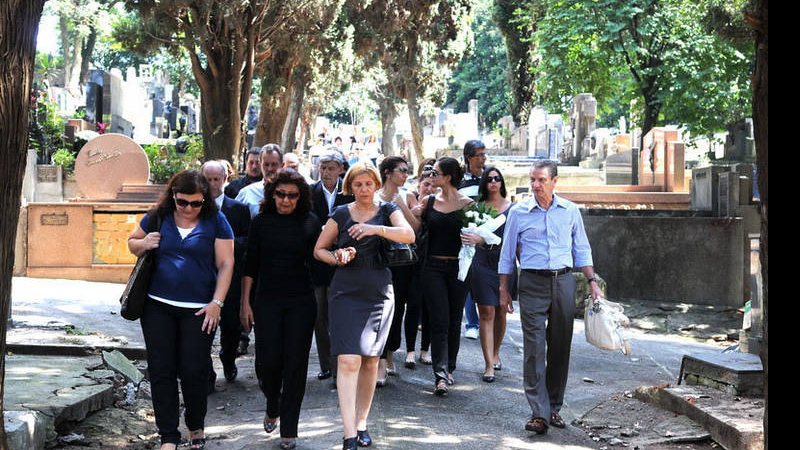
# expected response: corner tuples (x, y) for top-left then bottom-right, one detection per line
(314, 162), (414, 450)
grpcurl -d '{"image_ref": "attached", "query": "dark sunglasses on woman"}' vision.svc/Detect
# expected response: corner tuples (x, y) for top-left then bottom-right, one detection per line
(275, 190), (300, 200)
(486, 175), (503, 183)
(174, 197), (204, 208)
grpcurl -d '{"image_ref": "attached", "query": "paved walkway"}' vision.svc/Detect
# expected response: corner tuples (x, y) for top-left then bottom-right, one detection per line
(8, 277), (737, 449)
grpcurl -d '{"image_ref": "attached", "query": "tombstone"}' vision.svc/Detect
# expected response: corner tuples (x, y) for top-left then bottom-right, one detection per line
(74, 134), (150, 200)
(723, 118), (755, 161)
(605, 150), (632, 185)
(85, 69), (124, 127)
(565, 93), (597, 164)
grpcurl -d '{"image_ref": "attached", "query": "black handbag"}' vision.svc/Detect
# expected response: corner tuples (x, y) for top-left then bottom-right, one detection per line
(381, 239), (418, 266)
(119, 214), (161, 321)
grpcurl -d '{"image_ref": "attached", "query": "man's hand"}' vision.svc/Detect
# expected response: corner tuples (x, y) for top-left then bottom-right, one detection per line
(499, 287), (514, 314)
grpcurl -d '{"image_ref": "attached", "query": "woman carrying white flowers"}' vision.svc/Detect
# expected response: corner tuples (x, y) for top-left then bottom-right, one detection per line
(461, 166), (516, 383)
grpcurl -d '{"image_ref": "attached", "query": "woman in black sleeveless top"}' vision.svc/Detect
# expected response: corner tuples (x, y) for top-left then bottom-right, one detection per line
(417, 157), (474, 396)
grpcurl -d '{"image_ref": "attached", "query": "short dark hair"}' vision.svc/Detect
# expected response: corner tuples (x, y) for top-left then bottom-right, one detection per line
(378, 156), (407, 183)
(532, 160), (558, 178)
(436, 156), (464, 188)
(463, 139), (486, 172)
(478, 166), (507, 201)
(152, 169), (218, 219)
(261, 168), (311, 217)
(246, 147), (262, 158)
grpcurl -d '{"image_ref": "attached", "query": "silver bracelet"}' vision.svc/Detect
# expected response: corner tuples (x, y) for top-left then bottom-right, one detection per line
(211, 299), (224, 308)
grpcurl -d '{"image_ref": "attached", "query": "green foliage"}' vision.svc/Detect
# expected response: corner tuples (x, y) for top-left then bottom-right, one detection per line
(446, 0), (511, 129)
(530, 0), (753, 136)
(142, 136), (204, 184)
(52, 148), (77, 174)
(28, 92), (67, 164)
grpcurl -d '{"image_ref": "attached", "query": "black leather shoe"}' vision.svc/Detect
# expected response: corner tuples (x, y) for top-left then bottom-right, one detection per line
(317, 369), (333, 380)
(482, 374), (495, 383)
(223, 361), (238, 382)
(342, 436), (357, 450)
(550, 411), (566, 428)
(525, 417), (548, 434)
(433, 379), (448, 396)
(237, 340), (249, 356)
(356, 429), (373, 447)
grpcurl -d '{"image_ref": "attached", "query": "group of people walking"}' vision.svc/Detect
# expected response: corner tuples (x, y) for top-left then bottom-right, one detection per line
(127, 139), (602, 449)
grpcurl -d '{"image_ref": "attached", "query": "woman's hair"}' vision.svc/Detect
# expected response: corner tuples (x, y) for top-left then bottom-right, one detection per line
(478, 165), (507, 201)
(436, 156), (464, 188)
(342, 161), (381, 195)
(378, 156), (407, 184)
(152, 169), (218, 219)
(417, 157), (436, 179)
(463, 139), (486, 172)
(261, 168), (311, 216)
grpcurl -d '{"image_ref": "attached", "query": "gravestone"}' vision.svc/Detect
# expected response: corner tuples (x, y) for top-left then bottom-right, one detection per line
(74, 134), (150, 200)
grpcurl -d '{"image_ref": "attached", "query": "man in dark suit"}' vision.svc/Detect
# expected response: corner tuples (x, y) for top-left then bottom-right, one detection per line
(224, 146), (262, 198)
(309, 150), (353, 382)
(202, 161), (252, 389)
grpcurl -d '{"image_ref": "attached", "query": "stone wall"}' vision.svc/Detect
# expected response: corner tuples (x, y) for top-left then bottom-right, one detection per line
(583, 211), (744, 306)
(93, 212), (144, 264)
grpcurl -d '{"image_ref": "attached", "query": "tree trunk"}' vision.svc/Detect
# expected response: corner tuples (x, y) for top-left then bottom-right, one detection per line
(254, 51), (296, 148)
(750, 0), (767, 446)
(405, 79), (425, 168)
(298, 104), (320, 153)
(281, 66), (308, 154)
(60, 14), (83, 101)
(195, 70), (244, 163)
(0, 1), (46, 446)
(78, 26), (97, 89)
(638, 89), (661, 178)
(377, 95), (397, 157)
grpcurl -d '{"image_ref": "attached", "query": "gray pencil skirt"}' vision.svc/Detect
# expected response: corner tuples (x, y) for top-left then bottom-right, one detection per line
(328, 267), (395, 356)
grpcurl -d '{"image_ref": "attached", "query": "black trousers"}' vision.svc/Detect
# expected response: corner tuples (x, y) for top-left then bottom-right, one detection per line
(422, 258), (467, 383)
(313, 285), (336, 374)
(218, 292), (242, 366)
(382, 264), (419, 355)
(141, 300), (214, 445)
(254, 295), (317, 438)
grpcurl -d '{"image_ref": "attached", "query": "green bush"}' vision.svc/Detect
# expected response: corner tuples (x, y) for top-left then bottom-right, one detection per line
(143, 136), (204, 184)
(52, 147), (76, 175)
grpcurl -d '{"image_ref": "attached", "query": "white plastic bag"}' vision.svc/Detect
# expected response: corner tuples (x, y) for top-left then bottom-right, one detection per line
(584, 297), (632, 355)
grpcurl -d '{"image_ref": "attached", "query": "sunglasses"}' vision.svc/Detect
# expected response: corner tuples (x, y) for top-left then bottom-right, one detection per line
(486, 175), (503, 183)
(174, 197), (204, 208)
(274, 190), (300, 200)
(394, 167), (409, 174)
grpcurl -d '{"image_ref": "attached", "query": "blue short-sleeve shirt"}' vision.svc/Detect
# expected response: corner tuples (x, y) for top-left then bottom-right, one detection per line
(141, 211), (233, 306)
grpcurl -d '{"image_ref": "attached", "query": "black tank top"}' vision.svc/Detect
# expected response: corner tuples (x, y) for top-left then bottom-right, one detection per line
(427, 206), (463, 257)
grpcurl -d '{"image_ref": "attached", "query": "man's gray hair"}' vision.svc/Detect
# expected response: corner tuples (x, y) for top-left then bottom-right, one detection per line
(201, 159), (227, 177)
(532, 159), (558, 178)
(260, 143), (283, 162)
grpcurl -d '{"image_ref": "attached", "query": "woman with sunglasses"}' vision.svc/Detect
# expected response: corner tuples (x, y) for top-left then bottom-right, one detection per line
(415, 157), (474, 397)
(461, 166), (516, 383)
(314, 162), (415, 450)
(374, 156), (419, 383)
(127, 169), (234, 450)
(239, 168), (320, 450)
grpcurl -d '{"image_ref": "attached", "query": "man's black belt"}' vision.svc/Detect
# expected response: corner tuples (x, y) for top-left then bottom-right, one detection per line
(522, 267), (572, 277)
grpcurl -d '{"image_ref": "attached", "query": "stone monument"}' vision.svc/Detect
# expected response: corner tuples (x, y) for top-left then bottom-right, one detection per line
(74, 133), (150, 200)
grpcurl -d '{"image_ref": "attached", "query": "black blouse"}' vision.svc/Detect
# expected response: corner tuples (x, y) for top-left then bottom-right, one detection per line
(244, 212), (321, 299)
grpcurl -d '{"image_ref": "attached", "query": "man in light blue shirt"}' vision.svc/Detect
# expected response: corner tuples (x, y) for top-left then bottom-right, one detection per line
(498, 160), (602, 435)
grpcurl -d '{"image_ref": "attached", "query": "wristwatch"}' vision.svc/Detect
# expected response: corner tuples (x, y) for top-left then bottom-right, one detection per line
(211, 299), (224, 308)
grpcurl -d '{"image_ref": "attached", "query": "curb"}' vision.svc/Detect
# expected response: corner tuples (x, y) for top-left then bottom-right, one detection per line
(7, 343), (147, 360)
(635, 385), (764, 450)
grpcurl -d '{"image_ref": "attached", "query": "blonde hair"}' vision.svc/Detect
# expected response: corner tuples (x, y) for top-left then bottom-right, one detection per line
(342, 162), (381, 195)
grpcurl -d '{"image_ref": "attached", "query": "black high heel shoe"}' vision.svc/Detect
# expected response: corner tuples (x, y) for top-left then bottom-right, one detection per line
(343, 436), (358, 450)
(357, 429), (373, 447)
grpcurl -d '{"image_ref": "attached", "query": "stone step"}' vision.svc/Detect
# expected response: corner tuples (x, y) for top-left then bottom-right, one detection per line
(635, 384), (764, 450)
(679, 350), (764, 397)
(5, 355), (116, 450)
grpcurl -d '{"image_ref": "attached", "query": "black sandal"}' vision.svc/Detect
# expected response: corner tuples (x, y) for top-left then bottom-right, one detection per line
(189, 437), (206, 449)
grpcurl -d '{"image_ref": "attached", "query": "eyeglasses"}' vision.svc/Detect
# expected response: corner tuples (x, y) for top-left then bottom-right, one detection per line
(486, 175), (503, 183)
(394, 167), (409, 174)
(274, 190), (300, 200)
(428, 169), (440, 177)
(174, 197), (204, 208)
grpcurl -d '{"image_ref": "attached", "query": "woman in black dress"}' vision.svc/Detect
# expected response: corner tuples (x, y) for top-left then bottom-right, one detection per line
(313, 162), (414, 450)
(240, 169), (320, 450)
(461, 166), (515, 383)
